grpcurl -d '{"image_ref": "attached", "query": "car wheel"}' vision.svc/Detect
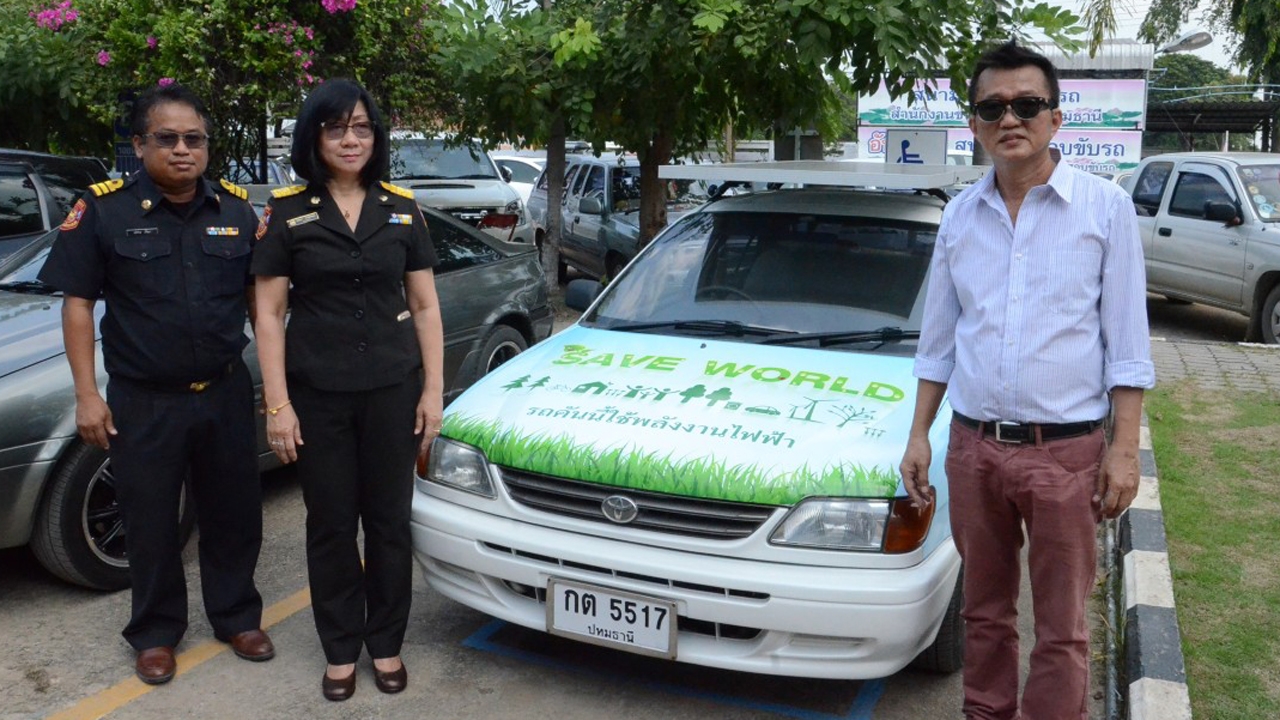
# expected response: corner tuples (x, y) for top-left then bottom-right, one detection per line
(30, 443), (195, 591)
(1261, 285), (1280, 344)
(911, 568), (964, 673)
(480, 325), (528, 376)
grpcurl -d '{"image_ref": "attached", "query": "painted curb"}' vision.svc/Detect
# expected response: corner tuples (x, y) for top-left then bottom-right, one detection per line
(1119, 421), (1192, 719)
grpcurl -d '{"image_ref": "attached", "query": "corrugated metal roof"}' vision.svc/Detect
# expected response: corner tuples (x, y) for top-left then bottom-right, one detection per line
(1030, 40), (1155, 71)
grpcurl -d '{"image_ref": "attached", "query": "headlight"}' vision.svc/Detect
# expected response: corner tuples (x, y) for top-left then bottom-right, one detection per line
(770, 497), (934, 553)
(505, 199), (526, 225)
(422, 437), (496, 498)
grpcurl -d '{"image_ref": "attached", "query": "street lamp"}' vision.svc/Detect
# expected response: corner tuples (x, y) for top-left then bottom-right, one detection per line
(1158, 30), (1213, 54)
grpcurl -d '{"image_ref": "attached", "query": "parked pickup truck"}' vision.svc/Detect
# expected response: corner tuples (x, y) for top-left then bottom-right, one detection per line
(1128, 152), (1280, 343)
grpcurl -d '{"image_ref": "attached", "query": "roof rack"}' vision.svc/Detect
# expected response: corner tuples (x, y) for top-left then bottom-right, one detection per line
(658, 160), (988, 191)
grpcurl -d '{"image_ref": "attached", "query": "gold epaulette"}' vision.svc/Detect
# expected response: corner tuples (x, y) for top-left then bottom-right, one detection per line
(271, 185), (307, 199)
(89, 179), (125, 197)
(379, 181), (414, 199)
(219, 178), (249, 200)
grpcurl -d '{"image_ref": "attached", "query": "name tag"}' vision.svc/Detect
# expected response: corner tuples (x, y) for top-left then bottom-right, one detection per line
(388, 213), (413, 225)
(126, 227), (160, 237)
(287, 212), (320, 228)
(206, 227), (241, 236)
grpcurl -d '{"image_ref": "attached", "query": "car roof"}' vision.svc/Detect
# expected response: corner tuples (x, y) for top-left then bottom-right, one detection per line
(1142, 152), (1280, 166)
(700, 187), (949, 224)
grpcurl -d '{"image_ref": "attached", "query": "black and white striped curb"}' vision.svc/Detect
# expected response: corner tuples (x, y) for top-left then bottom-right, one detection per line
(1118, 419), (1192, 719)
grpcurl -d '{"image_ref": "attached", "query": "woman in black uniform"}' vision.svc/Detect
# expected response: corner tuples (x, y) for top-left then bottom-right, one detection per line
(252, 79), (444, 701)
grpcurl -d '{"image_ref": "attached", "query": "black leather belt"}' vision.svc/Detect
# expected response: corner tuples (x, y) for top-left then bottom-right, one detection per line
(952, 411), (1103, 444)
(122, 362), (236, 394)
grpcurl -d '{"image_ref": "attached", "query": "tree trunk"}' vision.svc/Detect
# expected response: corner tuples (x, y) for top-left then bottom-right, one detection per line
(637, 129), (674, 250)
(542, 113), (567, 294)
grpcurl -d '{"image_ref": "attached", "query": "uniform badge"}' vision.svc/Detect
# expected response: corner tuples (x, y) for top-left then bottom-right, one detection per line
(287, 212), (320, 228)
(206, 227), (241, 236)
(256, 205), (273, 241)
(141, 199), (153, 210)
(60, 199), (87, 230)
(388, 213), (413, 225)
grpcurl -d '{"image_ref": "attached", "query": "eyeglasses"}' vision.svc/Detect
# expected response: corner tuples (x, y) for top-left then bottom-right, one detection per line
(971, 97), (1054, 123)
(142, 131), (209, 149)
(321, 121), (375, 141)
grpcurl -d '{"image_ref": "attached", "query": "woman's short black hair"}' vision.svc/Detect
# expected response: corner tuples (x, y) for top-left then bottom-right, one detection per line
(290, 78), (390, 186)
(967, 40), (1061, 110)
(130, 84), (212, 137)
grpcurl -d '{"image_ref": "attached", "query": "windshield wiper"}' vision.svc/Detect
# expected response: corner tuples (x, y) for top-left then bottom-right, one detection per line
(394, 174), (447, 181)
(609, 319), (796, 338)
(761, 326), (918, 347)
(0, 280), (59, 295)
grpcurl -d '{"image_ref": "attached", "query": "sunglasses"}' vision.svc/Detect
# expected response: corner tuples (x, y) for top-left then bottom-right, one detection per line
(142, 131), (209, 149)
(971, 97), (1053, 123)
(321, 121), (375, 141)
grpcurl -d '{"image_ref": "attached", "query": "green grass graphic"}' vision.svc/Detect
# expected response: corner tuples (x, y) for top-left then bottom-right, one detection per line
(441, 414), (899, 506)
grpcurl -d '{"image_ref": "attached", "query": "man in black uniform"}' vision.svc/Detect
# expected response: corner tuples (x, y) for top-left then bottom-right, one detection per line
(39, 84), (275, 684)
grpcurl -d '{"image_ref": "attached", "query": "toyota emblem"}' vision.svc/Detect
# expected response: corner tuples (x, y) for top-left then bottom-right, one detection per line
(601, 495), (639, 524)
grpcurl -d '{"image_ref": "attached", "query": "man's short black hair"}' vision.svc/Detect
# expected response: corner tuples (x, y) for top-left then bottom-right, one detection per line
(290, 79), (390, 186)
(967, 40), (1061, 110)
(129, 84), (212, 137)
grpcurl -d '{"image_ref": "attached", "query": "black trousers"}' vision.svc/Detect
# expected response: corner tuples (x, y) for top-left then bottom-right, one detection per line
(107, 360), (264, 651)
(292, 372), (421, 664)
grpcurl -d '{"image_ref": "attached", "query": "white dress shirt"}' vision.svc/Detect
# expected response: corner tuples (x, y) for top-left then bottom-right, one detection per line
(914, 160), (1156, 423)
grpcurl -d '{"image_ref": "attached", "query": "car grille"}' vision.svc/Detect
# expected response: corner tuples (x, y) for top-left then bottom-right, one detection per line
(498, 467), (777, 540)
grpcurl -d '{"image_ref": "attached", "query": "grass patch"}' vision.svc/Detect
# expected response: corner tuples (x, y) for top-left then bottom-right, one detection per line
(1145, 383), (1280, 719)
(441, 413), (899, 505)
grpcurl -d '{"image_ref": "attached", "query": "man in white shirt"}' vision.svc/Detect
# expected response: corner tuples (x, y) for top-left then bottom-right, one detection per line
(899, 41), (1155, 720)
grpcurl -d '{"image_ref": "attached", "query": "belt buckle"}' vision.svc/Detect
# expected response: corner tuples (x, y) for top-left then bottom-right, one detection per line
(994, 421), (1025, 444)
(189, 380), (211, 393)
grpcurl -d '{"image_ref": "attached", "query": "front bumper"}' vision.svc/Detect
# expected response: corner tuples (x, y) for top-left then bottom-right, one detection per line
(411, 489), (961, 679)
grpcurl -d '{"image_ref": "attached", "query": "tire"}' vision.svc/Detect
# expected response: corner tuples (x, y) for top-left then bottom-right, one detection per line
(911, 568), (965, 673)
(1261, 285), (1280, 344)
(479, 325), (528, 377)
(30, 443), (195, 591)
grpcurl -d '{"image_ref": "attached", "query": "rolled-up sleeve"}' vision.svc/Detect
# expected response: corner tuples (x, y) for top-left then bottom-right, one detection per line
(1099, 191), (1155, 390)
(914, 211), (960, 384)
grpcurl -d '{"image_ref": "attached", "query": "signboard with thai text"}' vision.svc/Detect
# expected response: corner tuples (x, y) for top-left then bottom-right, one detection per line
(859, 127), (1144, 175)
(858, 78), (1147, 130)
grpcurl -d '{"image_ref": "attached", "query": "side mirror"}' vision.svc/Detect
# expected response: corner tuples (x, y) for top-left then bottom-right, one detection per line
(500, 166), (513, 183)
(577, 196), (604, 215)
(1204, 200), (1242, 226)
(564, 278), (603, 312)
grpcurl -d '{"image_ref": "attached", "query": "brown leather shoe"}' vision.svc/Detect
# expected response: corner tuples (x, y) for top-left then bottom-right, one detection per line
(373, 661), (407, 694)
(322, 668), (356, 701)
(228, 629), (275, 661)
(135, 646), (176, 685)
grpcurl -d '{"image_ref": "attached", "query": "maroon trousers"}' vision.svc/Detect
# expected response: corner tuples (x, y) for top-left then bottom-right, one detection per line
(945, 419), (1106, 720)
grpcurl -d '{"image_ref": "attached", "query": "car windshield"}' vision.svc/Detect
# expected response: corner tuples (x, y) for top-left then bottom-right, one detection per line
(610, 166), (710, 214)
(583, 208), (937, 347)
(391, 139), (499, 181)
(0, 228), (58, 291)
(1236, 164), (1280, 221)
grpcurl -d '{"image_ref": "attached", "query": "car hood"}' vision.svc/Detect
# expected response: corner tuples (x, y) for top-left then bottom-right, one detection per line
(0, 292), (70, 378)
(396, 180), (516, 210)
(439, 325), (918, 506)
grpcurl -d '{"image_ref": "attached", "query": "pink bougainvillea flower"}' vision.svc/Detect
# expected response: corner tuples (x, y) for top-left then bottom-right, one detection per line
(96, 50), (111, 66)
(158, 77), (175, 87)
(147, 35), (158, 49)
(321, 0), (357, 14)
(30, 0), (78, 31)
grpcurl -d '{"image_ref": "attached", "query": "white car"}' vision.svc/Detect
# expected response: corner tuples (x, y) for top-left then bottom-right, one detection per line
(412, 161), (986, 679)
(492, 155), (545, 204)
(390, 136), (535, 245)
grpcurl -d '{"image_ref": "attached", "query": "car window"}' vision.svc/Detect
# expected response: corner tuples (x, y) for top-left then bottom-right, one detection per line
(1237, 164), (1280, 221)
(0, 167), (45, 238)
(1132, 162), (1173, 217)
(0, 228), (57, 283)
(1168, 171), (1235, 219)
(568, 164), (589, 197)
(425, 212), (502, 273)
(582, 167), (605, 199)
(588, 209), (938, 336)
(498, 159), (540, 184)
(390, 139), (499, 180)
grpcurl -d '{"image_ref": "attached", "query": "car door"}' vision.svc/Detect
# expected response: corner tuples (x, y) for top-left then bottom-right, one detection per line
(567, 165), (607, 275)
(1150, 161), (1249, 307)
(559, 164), (590, 270)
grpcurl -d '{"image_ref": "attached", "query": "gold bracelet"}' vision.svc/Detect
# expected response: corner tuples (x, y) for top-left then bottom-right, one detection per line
(266, 400), (292, 416)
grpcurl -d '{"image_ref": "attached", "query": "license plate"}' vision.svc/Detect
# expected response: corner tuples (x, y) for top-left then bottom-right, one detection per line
(546, 579), (677, 659)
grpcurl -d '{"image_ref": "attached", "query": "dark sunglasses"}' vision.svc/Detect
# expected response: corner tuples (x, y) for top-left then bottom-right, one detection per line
(321, 121), (376, 141)
(971, 97), (1053, 123)
(142, 131), (209, 149)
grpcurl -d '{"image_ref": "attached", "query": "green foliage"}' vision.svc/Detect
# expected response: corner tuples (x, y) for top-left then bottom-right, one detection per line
(1146, 54), (1257, 152)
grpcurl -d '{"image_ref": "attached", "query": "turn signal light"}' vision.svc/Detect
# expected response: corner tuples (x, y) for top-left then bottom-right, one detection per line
(882, 496), (936, 553)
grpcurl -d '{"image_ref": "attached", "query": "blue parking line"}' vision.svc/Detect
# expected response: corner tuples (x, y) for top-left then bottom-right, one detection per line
(462, 619), (886, 720)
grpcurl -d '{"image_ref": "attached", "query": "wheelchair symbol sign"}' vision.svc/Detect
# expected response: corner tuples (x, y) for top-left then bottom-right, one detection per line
(886, 129), (947, 165)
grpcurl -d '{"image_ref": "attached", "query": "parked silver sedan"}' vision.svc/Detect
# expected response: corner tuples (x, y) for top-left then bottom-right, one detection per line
(0, 205), (552, 590)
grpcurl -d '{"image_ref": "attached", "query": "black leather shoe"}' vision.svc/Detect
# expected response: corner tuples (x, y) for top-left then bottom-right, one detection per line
(373, 662), (407, 694)
(322, 668), (356, 701)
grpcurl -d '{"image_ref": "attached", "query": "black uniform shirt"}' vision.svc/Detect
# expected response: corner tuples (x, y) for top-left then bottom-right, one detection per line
(251, 181), (437, 392)
(38, 172), (257, 384)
